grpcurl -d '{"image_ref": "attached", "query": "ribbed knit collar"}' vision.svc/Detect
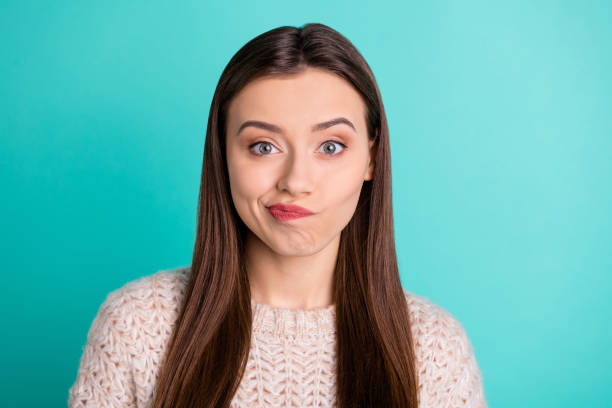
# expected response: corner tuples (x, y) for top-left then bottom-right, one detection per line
(250, 299), (336, 340)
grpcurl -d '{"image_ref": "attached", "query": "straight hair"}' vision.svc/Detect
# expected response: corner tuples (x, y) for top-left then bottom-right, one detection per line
(152, 23), (419, 408)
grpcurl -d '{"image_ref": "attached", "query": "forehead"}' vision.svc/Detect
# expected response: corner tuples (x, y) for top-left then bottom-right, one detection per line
(227, 67), (367, 132)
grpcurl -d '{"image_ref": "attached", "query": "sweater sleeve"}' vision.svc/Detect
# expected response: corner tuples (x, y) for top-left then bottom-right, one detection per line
(440, 315), (487, 408)
(68, 288), (137, 408)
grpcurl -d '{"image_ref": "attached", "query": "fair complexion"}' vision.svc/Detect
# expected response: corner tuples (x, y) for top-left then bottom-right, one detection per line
(225, 66), (375, 310)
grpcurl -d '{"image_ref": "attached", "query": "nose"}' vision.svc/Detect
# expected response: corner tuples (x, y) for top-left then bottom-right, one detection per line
(276, 149), (315, 196)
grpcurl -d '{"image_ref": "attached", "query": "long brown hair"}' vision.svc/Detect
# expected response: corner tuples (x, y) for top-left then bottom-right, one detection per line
(152, 23), (419, 407)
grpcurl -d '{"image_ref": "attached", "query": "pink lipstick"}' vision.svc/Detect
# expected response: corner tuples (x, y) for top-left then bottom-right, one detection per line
(267, 203), (314, 222)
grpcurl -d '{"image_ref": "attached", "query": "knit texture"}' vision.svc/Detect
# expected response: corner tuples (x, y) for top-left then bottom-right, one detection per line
(68, 266), (487, 407)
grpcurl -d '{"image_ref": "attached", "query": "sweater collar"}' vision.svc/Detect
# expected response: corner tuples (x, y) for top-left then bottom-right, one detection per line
(250, 299), (336, 340)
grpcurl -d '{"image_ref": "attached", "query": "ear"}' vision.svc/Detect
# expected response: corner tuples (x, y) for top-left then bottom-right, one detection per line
(364, 138), (375, 181)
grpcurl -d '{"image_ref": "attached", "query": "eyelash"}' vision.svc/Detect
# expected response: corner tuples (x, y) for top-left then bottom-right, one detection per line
(248, 140), (348, 157)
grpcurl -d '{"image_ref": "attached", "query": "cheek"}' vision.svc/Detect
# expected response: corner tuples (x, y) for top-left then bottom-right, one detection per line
(318, 165), (365, 221)
(229, 157), (270, 197)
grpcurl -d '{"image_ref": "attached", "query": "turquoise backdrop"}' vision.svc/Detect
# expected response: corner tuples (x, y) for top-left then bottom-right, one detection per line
(2, 1), (611, 407)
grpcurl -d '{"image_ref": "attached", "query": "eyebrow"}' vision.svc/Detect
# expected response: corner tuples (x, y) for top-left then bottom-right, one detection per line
(237, 117), (356, 136)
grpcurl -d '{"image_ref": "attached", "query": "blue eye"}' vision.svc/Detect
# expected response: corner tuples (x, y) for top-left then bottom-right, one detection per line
(250, 142), (280, 155)
(249, 140), (347, 156)
(318, 141), (346, 155)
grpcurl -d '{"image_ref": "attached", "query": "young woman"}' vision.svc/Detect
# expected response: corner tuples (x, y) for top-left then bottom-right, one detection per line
(68, 23), (487, 408)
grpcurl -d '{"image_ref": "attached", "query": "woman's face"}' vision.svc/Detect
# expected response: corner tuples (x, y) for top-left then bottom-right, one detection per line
(225, 66), (375, 256)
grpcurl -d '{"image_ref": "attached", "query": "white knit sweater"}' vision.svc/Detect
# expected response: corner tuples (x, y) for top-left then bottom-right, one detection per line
(68, 266), (487, 407)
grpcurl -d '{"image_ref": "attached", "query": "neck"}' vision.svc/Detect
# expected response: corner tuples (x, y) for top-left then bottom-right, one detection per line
(245, 231), (338, 309)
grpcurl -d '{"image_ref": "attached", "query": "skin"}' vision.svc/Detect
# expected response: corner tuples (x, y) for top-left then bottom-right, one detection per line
(225, 66), (375, 309)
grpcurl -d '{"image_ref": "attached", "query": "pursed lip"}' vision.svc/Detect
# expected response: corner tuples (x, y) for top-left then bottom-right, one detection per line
(267, 203), (315, 221)
(267, 203), (314, 215)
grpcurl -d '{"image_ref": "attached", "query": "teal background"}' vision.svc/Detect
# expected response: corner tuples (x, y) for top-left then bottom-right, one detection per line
(1, 1), (611, 406)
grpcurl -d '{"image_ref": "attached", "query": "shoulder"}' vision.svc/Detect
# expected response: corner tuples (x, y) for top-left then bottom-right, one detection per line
(402, 289), (467, 340)
(402, 289), (487, 407)
(101, 266), (190, 314)
(402, 288), (474, 359)
(69, 267), (192, 407)
(88, 266), (191, 346)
